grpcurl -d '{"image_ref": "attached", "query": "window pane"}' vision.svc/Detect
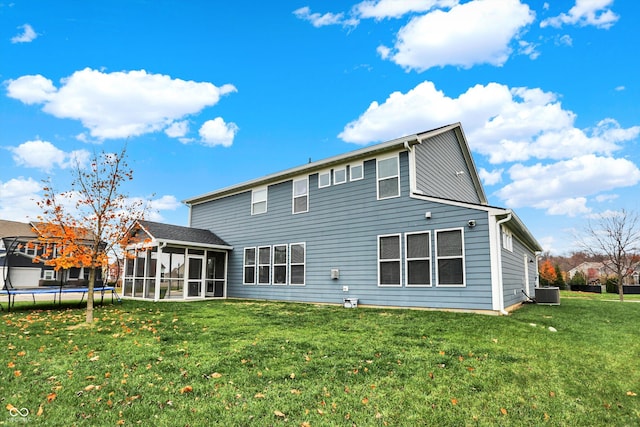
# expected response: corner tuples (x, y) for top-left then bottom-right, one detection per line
(378, 157), (398, 178)
(334, 168), (346, 184)
(319, 172), (331, 187)
(259, 247), (271, 264)
(244, 266), (255, 284)
(380, 235), (400, 259)
(274, 245), (287, 264)
(253, 201), (267, 215)
(291, 244), (304, 263)
(407, 234), (429, 258)
(350, 164), (363, 180)
(438, 259), (464, 285)
(294, 195), (308, 213)
(408, 260), (430, 285)
(437, 230), (462, 257)
(253, 188), (267, 202)
(273, 266), (287, 284)
(258, 266), (270, 284)
(244, 248), (256, 265)
(290, 265), (304, 284)
(293, 179), (308, 197)
(379, 177), (399, 198)
(380, 261), (400, 285)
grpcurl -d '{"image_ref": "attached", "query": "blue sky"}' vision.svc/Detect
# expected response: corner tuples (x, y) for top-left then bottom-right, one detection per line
(1, 0), (639, 255)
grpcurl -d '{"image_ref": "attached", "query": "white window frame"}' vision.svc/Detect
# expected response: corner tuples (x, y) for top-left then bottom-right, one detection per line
(378, 234), (402, 287)
(318, 170), (331, 188)
(289, 242), (306, 286)
(350, 162), (363, 181)
(435, 228), (466, 287)
(272, 244), (288, 285)
(376, 155), (400, 200)
(251, 187), (267, 215)
(502, 226), (513, 252)
(292, 177), (309, 214)
(43, 270), (56, 281)
(405, 231), (431, 287)
(257, 246), (271, 285)
(243, 247), (256, 285)
(333, 167), (347, 185)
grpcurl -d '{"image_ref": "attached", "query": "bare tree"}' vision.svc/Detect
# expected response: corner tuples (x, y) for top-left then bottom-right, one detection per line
(580, 209), (640, 301)
(36, 146), (149, 323)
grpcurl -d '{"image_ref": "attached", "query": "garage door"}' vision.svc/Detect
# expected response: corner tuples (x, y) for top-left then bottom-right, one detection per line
(8, 267), (41, 288)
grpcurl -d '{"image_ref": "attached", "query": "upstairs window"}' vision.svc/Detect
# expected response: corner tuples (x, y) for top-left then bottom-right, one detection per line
(502, 226), (513, 252)
(293, 178), (309, 214)
(350, 163), (363, 181)
(334, 167), (347, 185)
(378, 234), (401, 286)
(318, 171), (331, 188)
(252, 188), (267, 215)
(377, 156), (400, 199)
(436, 229), (465, 286)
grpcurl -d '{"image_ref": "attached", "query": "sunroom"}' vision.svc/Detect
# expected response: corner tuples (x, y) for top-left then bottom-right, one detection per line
(122, 220), (232, 301)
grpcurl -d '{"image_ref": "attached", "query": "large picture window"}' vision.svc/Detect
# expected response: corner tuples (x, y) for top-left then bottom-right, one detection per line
(293, 178), (309, 214)
(252, 188), (267, 215)
(378, 234), (401, 286)
(436, 229), (465, 286)
(290, 243), (305, 285)
(243, 247), (256, 284)
(377, 156), (400, 199)
(406, 232), (431, 286)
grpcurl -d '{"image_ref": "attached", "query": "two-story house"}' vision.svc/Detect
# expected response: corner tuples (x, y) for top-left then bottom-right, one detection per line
(122, 123), (542, 314)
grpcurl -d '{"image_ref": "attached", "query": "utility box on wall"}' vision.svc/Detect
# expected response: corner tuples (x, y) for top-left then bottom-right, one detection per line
(330, 269), (340, 280)
(343, 298), (358, 308)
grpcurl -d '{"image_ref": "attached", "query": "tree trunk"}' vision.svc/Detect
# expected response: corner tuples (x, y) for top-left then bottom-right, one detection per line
(618, 273), (624, 302)
(86, 266), (95, 323)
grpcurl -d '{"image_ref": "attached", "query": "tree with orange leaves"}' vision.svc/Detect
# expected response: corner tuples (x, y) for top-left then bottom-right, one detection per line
(538, 259), (557, 287)
(36, 146), (148, 323)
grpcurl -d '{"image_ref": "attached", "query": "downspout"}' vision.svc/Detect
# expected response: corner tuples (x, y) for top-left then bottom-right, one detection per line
(495, 211), (512, 315)
(404, 140), (417, 193)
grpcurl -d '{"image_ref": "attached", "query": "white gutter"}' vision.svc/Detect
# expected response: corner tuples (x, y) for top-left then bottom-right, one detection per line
(495, 211), (512, 315)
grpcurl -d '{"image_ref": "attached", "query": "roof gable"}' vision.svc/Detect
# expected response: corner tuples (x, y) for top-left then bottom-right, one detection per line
(137, 220), (231, 248)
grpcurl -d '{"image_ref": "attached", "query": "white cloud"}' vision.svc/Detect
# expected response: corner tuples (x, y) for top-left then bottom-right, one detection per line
(541, 0), (619, 29)
(165, 120), (189, 138)
(11, 23), (37, 43)
(378, 0), (534, 71)
(5, 68), (237, 140)
(0, 177), (42, 221)
(478, 168), (503, 186)
(339, 80), (639, 164)
(293, 7), (355, 28)
(496, 155), (640, 215)
(353, 0), (458, 20)
(198, 117), (239, 147)
(9, 140), (91, 172)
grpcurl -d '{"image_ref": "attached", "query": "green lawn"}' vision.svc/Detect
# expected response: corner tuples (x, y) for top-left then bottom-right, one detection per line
(1, 296), (639, 426)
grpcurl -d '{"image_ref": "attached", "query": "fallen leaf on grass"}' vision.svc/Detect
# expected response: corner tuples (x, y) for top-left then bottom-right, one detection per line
(451, 398), (458, 405)
(274, 410), (286, 418)
(37, 405), (44, 417)
(210, 372), (222, 378)
(47, 393), (57, 403)
(180, 386), (193, 394)
(627, 391), (637, 396)
(254, 393), (265, 399)
(500, 408), (508, 415)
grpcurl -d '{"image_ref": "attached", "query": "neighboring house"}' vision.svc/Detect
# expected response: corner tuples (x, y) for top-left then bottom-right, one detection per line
(124, 123), (542, 314)
(569, 261), (640, 285)
(0, 219), (103, 289)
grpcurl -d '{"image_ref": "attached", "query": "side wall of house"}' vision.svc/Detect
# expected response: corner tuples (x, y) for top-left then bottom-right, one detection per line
(190, 150), (496, 310)
(414, 130), (481, 204)
(501, 233), (537, 308)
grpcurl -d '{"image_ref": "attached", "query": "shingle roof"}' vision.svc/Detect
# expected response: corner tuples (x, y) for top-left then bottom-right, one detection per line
(0, 220), (36, 238)
(137, 220), (231, 248)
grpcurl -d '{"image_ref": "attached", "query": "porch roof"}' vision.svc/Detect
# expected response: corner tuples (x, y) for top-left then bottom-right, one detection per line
(137, 220), (232, 250)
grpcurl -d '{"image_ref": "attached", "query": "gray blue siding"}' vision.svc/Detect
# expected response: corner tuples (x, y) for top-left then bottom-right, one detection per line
(501, 232), (537, 308)
(191, 151), (495, 310)
(414, 130), (481, 204)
